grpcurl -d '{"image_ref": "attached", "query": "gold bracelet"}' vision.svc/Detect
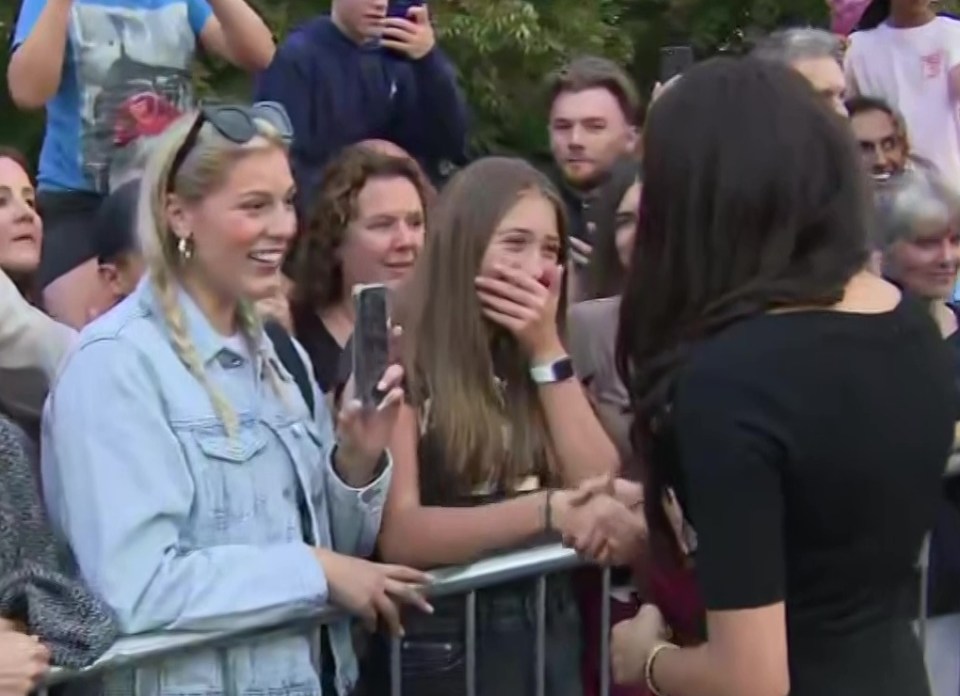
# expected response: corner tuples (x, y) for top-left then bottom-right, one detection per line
(644, 642), (678, 696)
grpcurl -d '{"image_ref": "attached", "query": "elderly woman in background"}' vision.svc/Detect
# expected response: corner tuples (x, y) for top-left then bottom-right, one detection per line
(874, 169), (960, 696)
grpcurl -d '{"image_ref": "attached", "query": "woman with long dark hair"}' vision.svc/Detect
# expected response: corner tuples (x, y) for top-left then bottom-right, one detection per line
(611, 57), (955, 696)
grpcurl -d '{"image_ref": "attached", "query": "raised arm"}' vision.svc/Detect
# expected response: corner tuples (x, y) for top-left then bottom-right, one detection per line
(7, 0), (73, 110)
(196, 0), (275, 72)
(476, 263), (619, 484)
(41, 338), (328, 634)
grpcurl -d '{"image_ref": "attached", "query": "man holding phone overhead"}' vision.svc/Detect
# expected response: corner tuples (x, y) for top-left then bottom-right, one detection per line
(254, 0), (468, 203)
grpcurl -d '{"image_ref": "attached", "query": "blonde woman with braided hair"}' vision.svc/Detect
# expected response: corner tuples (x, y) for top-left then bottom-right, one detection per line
(40, 103), (431, 696)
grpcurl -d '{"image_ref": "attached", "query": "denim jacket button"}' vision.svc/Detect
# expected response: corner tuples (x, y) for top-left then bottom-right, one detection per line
(291, 423), (304, 439)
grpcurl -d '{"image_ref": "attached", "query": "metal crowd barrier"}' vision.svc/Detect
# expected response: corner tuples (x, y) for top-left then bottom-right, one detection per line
(36, 544), (614, 696)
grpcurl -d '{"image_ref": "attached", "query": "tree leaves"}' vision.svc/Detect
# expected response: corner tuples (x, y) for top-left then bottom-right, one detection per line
(5, 0), (956, 162)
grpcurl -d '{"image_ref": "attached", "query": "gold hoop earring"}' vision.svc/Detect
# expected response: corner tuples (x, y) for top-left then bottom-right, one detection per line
(177, 236), (193, 262)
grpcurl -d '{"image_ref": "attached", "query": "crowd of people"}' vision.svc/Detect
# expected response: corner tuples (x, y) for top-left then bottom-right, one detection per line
(1, 0), (960, 695)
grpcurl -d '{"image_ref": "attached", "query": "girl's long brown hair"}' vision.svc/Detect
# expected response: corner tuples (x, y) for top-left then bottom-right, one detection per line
(404, 157), (570, 492)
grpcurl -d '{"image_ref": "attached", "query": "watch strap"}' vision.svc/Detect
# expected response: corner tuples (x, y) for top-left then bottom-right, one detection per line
(530, 356), (575, 385)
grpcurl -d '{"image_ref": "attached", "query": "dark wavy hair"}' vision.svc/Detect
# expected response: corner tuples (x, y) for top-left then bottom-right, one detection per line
(288, 144), (433, 317)
(616, 57), (870, 561)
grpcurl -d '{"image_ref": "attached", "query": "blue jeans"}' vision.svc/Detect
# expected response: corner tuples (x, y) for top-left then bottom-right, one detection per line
(357, 573), (583, 696)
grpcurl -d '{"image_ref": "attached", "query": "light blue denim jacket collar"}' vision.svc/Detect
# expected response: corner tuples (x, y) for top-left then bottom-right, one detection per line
(135, 275), (268, 372)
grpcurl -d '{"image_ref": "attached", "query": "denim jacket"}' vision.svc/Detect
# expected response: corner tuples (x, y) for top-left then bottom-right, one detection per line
(40, 278), (390, 696)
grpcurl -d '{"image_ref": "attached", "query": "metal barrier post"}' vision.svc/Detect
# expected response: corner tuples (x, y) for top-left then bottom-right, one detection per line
(535, 575), (547, 696)
(466, 590), (477, 696)
(390, 634), (402, 696)
(599, 567), (612, 696)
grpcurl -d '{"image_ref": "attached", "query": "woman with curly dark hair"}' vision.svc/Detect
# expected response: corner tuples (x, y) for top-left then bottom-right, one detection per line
(611, 57), (955, 696)
(288, 144), (432, 393)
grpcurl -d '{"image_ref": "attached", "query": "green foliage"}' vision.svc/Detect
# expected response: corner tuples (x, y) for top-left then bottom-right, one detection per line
(1, 0), (903, 163)
(0, 5), (45, 165)
(430, 0), (632, 155)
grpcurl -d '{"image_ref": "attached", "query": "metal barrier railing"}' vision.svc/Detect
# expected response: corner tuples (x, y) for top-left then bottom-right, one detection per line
(35, 479), (952, 695)
(36, 544), (613, 696)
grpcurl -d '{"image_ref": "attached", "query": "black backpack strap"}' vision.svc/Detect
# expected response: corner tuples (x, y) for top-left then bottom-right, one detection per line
(264, 320), (315, 417)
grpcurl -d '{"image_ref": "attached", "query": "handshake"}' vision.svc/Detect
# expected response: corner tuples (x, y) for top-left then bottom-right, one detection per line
(550, 475), (648, 567)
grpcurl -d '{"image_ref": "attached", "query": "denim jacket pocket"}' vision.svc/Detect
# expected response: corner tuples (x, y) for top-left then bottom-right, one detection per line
(195, 428), (269, 464)
(190, 427), (270, 543)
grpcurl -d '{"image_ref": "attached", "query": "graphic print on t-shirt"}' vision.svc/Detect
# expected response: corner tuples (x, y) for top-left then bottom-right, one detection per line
(922, 50), (945, 79)
(69, 3), (196, 193)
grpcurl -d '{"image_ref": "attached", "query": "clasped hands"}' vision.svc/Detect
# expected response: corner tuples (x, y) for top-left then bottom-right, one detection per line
(553, 475), (647, 566)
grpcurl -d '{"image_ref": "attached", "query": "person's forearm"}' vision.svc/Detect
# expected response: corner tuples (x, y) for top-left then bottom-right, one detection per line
(535, 343), (619, 483)
(378, 492), (549, 568)
(540, 381), (619, 482)
(652, 642), (787, 696)
(7, 0), (73, 109)
(208, 0), (275, 71)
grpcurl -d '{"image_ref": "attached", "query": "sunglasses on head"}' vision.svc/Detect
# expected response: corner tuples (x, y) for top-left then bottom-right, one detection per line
(166, 101), (294, 192)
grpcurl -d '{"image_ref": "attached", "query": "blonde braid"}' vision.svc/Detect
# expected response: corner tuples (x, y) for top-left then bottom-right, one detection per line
(154, 265), (239, 436)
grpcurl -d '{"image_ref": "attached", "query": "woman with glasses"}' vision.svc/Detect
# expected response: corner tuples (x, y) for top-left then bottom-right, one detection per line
(41, 104), (432, 696)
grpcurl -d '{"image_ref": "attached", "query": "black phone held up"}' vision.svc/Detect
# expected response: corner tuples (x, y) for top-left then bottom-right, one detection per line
(352, 283), (391, 410)
(387, 0), (424, 18)
(659, 45), (694, 84)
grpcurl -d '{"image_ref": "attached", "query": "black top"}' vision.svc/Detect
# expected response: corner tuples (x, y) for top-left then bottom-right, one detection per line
(292, 308), (351, 394)
(927, 304), (960, 616)
(667, 298), (954, 696)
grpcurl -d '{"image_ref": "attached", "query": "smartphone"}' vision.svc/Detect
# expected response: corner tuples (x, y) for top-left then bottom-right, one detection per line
(387, 0), (424, 18)
(659, 45), (694, 84)
(352, 283), (391, 409)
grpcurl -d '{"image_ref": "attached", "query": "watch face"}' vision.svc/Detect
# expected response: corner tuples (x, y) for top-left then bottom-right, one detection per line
(554, 358), (575, 382)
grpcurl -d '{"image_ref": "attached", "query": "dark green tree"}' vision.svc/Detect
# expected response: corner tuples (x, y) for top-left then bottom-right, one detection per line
(4, 0), (900, 163)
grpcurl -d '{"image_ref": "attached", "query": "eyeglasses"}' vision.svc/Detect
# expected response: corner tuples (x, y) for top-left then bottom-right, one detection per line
(166, 101), (294, 192)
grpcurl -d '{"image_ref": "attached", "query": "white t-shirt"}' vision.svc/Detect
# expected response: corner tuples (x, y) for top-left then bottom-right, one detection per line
(845, 17), (960, 188)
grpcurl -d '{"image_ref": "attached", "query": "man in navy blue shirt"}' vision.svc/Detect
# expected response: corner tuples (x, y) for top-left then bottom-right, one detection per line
(254, 0), (469, 198)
